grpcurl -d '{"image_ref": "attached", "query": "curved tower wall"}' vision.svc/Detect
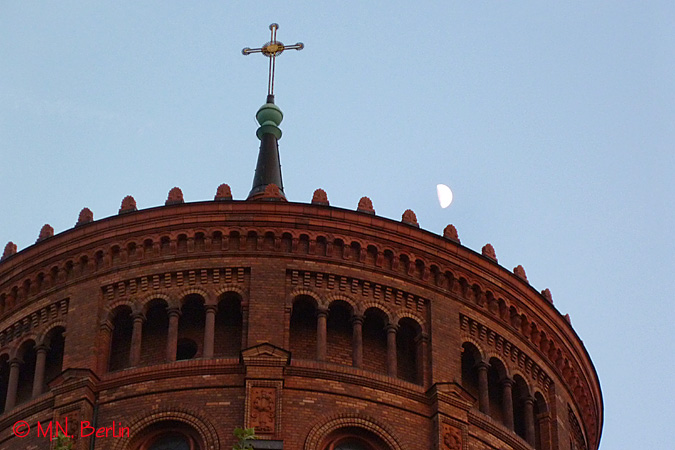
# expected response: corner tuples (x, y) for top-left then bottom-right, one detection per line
(0, 196), (602, 450)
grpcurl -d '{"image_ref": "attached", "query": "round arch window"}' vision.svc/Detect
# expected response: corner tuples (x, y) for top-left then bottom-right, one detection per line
(135, 424), (201, 450)
(332, 437), (373, 450)
(148, 433), (191, 450)
(322, 430), (388, 450)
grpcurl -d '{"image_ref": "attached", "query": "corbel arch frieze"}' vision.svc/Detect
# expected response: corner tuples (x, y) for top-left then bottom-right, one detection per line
(0, 298), (68, 355)
(192, 227), (210, 238)
(461, 314), (553, 394)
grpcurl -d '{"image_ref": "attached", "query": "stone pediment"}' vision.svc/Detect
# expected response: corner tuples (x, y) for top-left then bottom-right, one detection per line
(428, 382), (476, 410)
(240, 343), (291, 367)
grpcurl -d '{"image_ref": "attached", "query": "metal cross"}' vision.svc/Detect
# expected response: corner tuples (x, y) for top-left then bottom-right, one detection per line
(242, 23), (304, 97)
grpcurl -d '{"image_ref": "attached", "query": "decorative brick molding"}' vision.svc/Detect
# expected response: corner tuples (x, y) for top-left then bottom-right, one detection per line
(110, 407), (221, 450)
(461, 314), (553, 394)
(101, 268), (248, 306)
(287, 269), (427, 328)
(438, 419), (463, 450)
(569, 405), (588, 450)
(467, 410), (533, 450)
(0, 298), (68, 355)
(245, 381), (283, 438)
(303, 413), (404, 450)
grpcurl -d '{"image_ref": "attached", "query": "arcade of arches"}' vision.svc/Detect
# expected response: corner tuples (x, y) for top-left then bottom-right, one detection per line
(0, 292), (560, 450)
(102, 293), (428, 386)
(461, 342), (552, 449)
(0, 326), (65, 414)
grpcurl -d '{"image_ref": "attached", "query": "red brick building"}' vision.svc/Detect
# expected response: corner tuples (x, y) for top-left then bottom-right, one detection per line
(0, 95), (602, 450)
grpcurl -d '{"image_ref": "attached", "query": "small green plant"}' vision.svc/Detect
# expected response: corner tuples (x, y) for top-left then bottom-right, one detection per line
(233, 427), (257, 450)
(54, 430), (73, 450)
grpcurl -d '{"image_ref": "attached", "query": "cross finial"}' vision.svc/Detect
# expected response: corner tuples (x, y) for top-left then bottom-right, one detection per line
(242, 23), (304, 98)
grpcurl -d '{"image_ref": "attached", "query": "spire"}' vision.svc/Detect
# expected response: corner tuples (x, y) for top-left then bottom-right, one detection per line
(248, 95), (286, 200)
(242, 24), (303, 201)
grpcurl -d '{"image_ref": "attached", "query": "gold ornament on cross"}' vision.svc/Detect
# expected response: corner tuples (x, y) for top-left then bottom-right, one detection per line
(242, 23), (304, 97)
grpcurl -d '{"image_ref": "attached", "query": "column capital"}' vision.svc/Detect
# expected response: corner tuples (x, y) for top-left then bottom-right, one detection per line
(475, 361), (490, 371)
(9, 358), (22, 367)
(385, 323), (399, 333)
(35, 344), (50, 354)
(523, 395), (535, 405)
(316, 307), (329, 318)
(167, 307), (182, 318)
(414, 332), (430, 344)
(204, 304), (218, 313)
(350, 314), (364, 325)
(500, 377), (514, 388)
(131, 312), (146, 323)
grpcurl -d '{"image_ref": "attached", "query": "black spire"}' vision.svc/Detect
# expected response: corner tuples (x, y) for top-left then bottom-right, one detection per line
(247, 95), (286, 200)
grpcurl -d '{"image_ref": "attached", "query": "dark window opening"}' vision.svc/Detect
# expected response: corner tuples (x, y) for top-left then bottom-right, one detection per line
(176, 338), (197, 361)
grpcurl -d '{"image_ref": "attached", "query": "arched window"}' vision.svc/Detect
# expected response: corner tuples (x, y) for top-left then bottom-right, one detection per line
(16, 340), (37, 405)
(134, 422), (202, 450)
(147, 433), (192, 450)
(289, 295), (318, 360)
(214, 292), (243, 357)
(109, 306), (133, 371)
(140, 300), (169, 366)
(321, 427), (389, 450)
(326, 300), (353, 366)
(0, 354), (10, 413)
(361, 308), (388, 375)
(330, 438), (372, 450)
(396, 318), (422, 384)
(178, 295), (205, 360)
(460, 342), (481, 403)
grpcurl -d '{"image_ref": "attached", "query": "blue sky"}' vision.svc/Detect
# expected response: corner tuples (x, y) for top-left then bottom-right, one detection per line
(1, 2), (673, 449)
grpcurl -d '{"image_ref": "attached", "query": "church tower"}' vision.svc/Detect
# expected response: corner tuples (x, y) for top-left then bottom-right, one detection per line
(0, 24), (602, 450)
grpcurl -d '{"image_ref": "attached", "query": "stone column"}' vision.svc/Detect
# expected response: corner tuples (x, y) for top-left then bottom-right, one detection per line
(476, 361), (490, 415)
(203, 305), (217, 359)
(97, 322), (113, 374)
(32, 345), (49, 398)
(166, 307), (181, 362)
(4, 358), (21, 411)
(351, 315), (363, 368)
(241, 303), (249, 349)
(386, 324), (398, 377)
(415, 332), (430, 386)
(524, 395), (536, 446)
(501, 378), (515, 430)
(129, 313), (145, 367)
(316, 308), (328, 361)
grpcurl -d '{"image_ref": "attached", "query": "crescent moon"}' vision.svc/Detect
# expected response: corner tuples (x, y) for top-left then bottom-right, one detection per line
(437, 184), (453, 208)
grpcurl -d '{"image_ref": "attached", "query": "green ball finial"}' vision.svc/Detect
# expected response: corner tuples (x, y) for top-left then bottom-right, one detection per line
(256, 101), (283, 140)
